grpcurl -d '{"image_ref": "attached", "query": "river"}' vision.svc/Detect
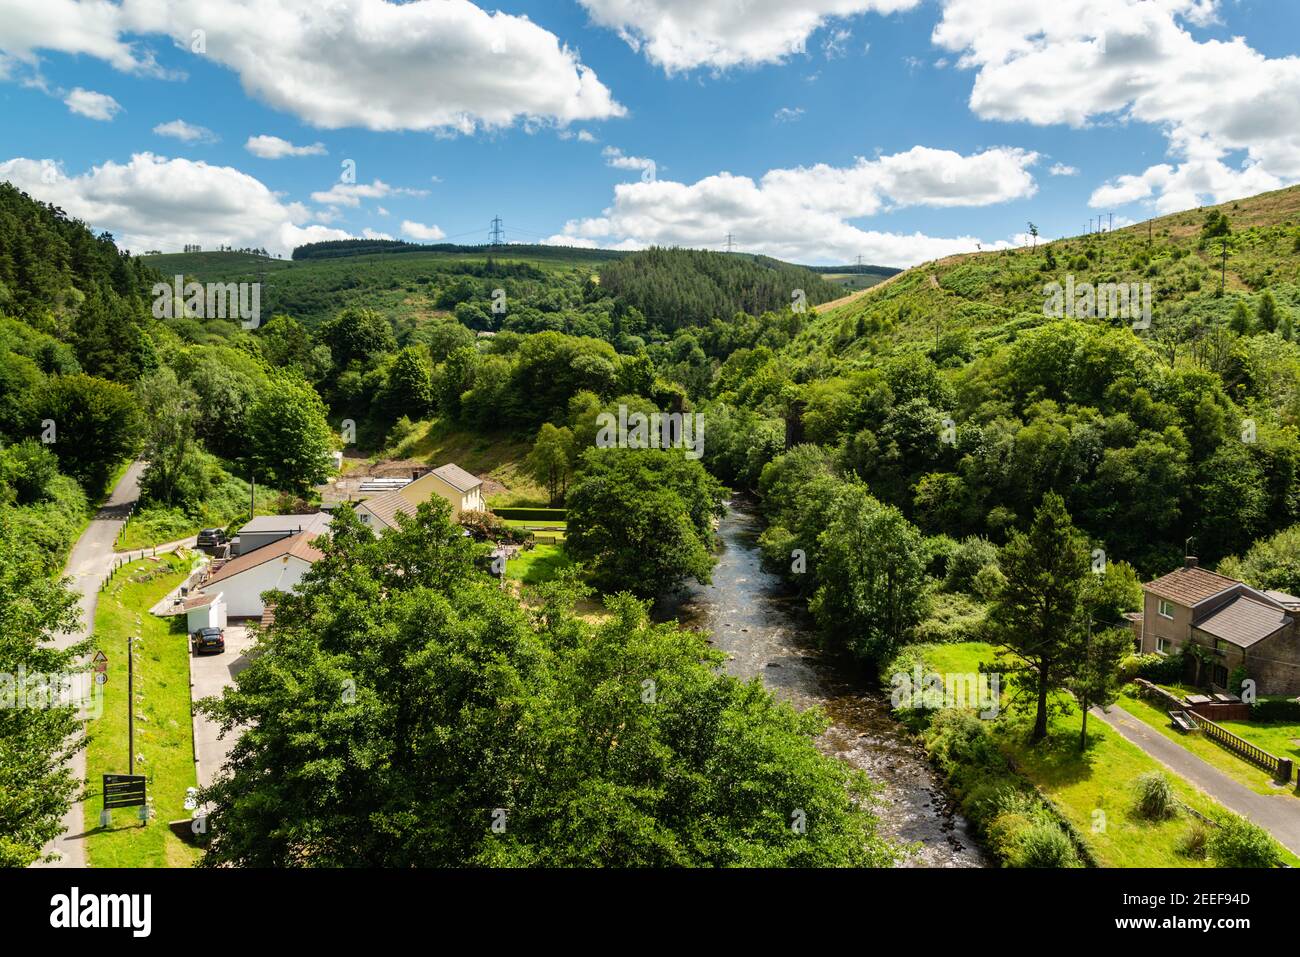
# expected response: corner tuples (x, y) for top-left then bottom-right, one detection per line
(655, 504), (989, 867)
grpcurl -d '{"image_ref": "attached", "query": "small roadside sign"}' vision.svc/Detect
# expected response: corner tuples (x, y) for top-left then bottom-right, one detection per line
(92, 650), (108, 671)
(103, 774), (147, 810)
(95, 672), (108, 685)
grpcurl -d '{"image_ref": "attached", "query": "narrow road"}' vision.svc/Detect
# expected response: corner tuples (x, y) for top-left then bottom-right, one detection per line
(33, 461), (145, 868)
(1092, 703), (1300, 856)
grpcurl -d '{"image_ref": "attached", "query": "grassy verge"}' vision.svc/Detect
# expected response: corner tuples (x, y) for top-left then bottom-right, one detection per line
(83, 553), (201, 867)
(1117, 687), (1300, 798)
(506, 544), (573, 585)
(899, 641), (1298, 867)
(999, 711), (1238, 867)
(115, 476), (284, 552)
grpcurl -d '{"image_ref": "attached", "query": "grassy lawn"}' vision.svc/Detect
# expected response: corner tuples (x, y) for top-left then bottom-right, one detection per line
(504, 519), (567, 544)
(1219, 719), (1300, 765)
(1117, 687), (1300, 798)
(992, 710), (1275, 867)
(914, 641), (997, 675)
(83, 553), (201, 867)
(506, 544), (574, 585)
(910, 642), (1299, 866)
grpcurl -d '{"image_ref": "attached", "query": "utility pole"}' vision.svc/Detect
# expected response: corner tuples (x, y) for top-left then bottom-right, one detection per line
(1220, 240), (1228, 295)
(128, 636), (135, 772)
(1108, 212), (1114, 232)
(725, 233), (735, 253)
(489, 215), (504, 247)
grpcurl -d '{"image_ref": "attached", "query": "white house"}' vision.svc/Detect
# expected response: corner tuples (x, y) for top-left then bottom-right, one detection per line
(157, 589), (228, 632)
(199, 532), (324, 618)
(232, 512), (332, 556)
(355, 462), (484, 532)
(182, 590), (227, 632)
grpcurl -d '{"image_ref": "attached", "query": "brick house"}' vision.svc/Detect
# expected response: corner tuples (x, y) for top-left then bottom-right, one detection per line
(1132, 557), (1300, 696)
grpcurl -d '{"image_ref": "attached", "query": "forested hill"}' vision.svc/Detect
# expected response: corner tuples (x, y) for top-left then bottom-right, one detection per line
(0, 183), (160, 381)
(142, 242), (842, 338)
(796, 184), (1300, 363)
(292, 238), (629, 263)
(710, 183), (1300, 581)
(596, 247), (842, 332)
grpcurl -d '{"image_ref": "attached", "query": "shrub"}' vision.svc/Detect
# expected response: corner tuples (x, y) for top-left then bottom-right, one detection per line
(1227, 665), (1249, 698)
(971, 563), (1007, 602)
(1250, 698), (1300, 722)
(458, 509), (530, 545)
(387, 415), (418, 448)
(1178, 822), (1209, 860)
(1123, 650), (1185, 684)
(1012, 821), (1082, 868)
(1133, 771), (1175, 820)
(909, 591), (986, 644)
(1207, 817), (1283, 868)
(924, 708), (1004, 775)
(987, 791), (1081, 868)
(943, 536), (999, 593)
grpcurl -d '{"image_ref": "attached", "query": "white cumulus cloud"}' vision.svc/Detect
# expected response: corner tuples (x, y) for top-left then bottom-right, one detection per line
(933, 0), (1300, 211)
(245, 135), (327, 159)
(578, 0), (920, 73)
(153, 119), (216, 143)
(1, 0), (624, 134)
(310, 180), (429, 208)
(0, 153), (350, 256)
(401, 220), (446, 241)
(64, 87), (121, 120)
(549, 145), (1040, 266)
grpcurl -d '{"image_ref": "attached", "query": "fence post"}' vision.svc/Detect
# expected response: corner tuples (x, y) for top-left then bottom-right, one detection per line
(1278, 758), (1293, 784)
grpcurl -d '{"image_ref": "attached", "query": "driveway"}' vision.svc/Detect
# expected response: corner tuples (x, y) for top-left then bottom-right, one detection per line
(190, 623), (255, 789)
(34, 461), (146, 869)
(1092, 703), (1300, 856)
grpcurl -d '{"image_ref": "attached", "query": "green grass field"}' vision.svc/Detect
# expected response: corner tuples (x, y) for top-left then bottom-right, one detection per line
(506, 544), (573, 585)
(83, 553), (201, 867)
(1117, 687), (1300, 798)
(911, 641), (1298, 866)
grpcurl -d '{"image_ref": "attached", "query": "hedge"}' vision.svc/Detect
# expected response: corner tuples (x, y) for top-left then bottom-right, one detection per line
(1250, 698), (1300, 722)
(491, 507), (568, 522)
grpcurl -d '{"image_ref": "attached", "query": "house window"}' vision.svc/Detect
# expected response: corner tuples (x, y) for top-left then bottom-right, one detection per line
(1157, 599), (1175, 619)
(1156, 637), (1171, 656)
(1212, 664), (1229, 688)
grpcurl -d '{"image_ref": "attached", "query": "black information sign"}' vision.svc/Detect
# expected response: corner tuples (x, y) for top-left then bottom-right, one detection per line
(103, 773), (147, 810)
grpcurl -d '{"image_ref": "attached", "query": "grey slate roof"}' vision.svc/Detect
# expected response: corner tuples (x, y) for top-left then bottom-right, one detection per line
(431, 463), (482, 493)
(1195, 596), (1292, 648)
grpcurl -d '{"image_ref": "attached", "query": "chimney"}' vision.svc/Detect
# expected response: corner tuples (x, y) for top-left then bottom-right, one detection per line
(1185, 556), (1199, 569)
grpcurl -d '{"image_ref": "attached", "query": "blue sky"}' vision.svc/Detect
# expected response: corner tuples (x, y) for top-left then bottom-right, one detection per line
(0, 0), (1296, 265)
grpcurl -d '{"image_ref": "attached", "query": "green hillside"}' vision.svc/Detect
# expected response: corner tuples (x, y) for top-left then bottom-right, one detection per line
(806, 263), (902, 292)
(798, 185), (1300, 362)
(141, 243), (843, 338)
(709, 184), (1300, 581)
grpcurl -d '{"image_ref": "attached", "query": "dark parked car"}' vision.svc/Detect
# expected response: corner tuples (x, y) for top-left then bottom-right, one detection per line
(197, 528), (228, 548)
(191, 627), (225, 655)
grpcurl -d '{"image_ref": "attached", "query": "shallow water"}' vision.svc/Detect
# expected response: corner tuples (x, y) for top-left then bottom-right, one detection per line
(655, 504), (989, 867)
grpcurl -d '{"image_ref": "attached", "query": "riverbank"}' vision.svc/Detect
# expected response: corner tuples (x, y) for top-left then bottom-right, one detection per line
(656, 504), (989, 867)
